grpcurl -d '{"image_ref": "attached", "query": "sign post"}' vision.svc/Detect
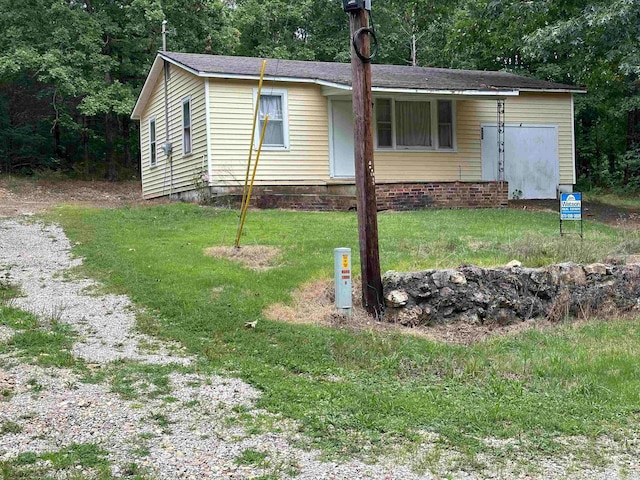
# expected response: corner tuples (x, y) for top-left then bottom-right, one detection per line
(560, 192), (583, 239)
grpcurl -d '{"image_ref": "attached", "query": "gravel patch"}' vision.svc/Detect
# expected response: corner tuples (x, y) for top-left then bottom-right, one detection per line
(0, 325), (14, 343)
(0, 220), (189, 365)
(1, 218), (640, 479)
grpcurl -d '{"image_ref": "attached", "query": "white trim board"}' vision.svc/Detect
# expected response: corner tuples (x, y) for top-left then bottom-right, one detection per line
(570, 95), (576, 184)
(327, 98), (335, 179)
(204, 78), (213, 185)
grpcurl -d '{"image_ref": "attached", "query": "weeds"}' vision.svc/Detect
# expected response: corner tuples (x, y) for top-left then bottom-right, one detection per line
(502, 232), (619, 266)
(0, 420), (22, 435)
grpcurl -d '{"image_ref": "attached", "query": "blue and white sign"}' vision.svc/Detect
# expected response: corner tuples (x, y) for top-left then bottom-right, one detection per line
(560, 192), (582, 221)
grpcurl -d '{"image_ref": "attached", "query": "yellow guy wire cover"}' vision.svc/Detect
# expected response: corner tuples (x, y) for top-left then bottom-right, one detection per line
(235, 115), (269, 247)
(241, 60), (267, 210)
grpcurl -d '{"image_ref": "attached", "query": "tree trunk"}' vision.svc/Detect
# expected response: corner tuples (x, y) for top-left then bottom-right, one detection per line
(82, 115), (90, 177)
(627, 108), (640, 150)
(105, 112), (117, 181)
(608, 151), (616, 174)
(53, 119), (62, 161)
(122, 115), (132, 171)
(52, 89), (63, 167)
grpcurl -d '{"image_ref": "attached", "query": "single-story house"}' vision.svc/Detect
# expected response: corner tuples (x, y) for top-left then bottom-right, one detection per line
(131, 52), (585, 209)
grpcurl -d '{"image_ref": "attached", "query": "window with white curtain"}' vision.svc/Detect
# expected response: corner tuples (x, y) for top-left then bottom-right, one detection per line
(375, 98), (455, 150)
(255, 89), (289, 149)
(396, 101), (431, 148)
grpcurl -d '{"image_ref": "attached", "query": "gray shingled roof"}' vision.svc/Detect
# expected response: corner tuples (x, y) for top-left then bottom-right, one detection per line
(161, 51), (583, 93)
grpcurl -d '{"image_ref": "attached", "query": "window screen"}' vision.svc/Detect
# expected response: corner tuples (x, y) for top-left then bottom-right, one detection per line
(376, 99), (392, 148)
(438, 100), (453, 149)
(183, 99), (192, 154)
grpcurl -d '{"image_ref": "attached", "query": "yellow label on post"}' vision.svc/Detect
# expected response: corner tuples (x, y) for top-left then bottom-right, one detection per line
(342, 255), (349, 268)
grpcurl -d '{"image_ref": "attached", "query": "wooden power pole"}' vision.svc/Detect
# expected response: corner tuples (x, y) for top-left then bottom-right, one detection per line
(347, 5), (383, 318)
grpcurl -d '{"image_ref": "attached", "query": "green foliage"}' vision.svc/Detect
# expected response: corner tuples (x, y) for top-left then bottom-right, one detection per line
(523, 0), (640, 186)
(0, 0), (237, 178)
(0, 0), (638, 187)
(231, 0), (347, 61)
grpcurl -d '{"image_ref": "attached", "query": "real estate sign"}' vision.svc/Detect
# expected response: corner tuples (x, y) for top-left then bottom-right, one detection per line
(560, 193), (582, 220)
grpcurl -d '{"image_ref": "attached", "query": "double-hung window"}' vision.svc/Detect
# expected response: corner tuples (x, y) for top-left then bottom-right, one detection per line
(438, 100), (454, 148)
(182, 98), (192, 155)
(149, 117), (157, 167)
(375, 98), (455, 151)
(255, 89), (289, 150)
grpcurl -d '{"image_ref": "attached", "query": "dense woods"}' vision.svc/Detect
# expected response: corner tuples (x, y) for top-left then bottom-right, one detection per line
(0, 0), (638, 190)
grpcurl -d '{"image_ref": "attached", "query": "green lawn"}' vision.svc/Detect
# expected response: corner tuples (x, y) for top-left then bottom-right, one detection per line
(586, 192), (640, 210)
(51, 204), (640, 465)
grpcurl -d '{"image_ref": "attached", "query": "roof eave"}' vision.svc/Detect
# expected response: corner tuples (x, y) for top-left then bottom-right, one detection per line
(518, 87), (586, 94)
(156, 55), (526, 95)
(370, 87), (519, 96)
(131, 54), (165, 120)
(131, 53), (585, 120)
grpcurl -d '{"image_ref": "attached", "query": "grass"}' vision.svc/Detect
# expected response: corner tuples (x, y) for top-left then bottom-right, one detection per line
(45, 204), (640, 467)
(0, 306), (81, 369)
(0, 443), (151, 480)
(235, 448), (268, 466)
(584, 191), (640, 210)
(0, 420), (23, 435)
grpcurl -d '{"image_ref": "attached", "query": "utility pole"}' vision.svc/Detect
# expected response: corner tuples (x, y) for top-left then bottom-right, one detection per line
(344, 1), (383, 318)
(162, 20), (167, 52)
(411, 33), (417, 67)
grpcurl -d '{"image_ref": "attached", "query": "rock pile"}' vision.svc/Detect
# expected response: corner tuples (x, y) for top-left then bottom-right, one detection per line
(383, 261), (640, 326)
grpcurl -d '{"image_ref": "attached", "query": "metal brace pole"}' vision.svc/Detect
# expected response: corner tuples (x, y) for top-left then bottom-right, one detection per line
(497, 99), (506, 184)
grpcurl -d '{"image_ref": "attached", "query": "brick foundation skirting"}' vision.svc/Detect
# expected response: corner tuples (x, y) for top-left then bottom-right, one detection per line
(204, 181), (508, 211)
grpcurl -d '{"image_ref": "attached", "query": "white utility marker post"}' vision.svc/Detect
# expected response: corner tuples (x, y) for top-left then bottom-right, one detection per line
(334, 248), (353, 316)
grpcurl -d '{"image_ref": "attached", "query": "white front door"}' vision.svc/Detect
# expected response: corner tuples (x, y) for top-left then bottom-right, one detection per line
(330, 100), (355, 178)
(482, 124), (559, 199)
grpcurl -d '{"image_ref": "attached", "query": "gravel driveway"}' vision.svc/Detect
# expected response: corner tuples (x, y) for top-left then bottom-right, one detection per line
(1, 218), (639, 479)
(0, 219), (434, 479)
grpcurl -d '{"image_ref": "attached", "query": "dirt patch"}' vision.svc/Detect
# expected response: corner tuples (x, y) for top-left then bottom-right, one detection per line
(0, 369), (15, 394)
(264, 279), (556, 345)
(204, 245), (281, 271)
(0, 176), (167, 217)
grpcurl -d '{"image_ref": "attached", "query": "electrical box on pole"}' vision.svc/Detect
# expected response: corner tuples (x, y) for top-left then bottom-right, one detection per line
(342, 0), (371, 12)
(345, 1), (383, 318)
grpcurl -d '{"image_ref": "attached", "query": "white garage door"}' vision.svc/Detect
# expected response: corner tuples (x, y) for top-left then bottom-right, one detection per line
(482, 124), (559, 199)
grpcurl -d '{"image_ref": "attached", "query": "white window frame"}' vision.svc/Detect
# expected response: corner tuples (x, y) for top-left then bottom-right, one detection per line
(252, 88), (290, 151)
(374, 97), (457, 152)
(149, 116), (157, 167)
(182, 97), (192, 155)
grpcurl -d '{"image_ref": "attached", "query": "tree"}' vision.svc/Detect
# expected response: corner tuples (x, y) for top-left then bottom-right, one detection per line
(0, 0), (237, 178)
(524, 0), (640, 185)
(230, 0), (347, 61)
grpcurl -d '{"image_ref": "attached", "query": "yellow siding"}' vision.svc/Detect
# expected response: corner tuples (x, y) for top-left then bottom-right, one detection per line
(375, 92), (574, 185)
(140, 65), (207, 198)
(209, 80), (330, 185)
(139, 64), (575, 196)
